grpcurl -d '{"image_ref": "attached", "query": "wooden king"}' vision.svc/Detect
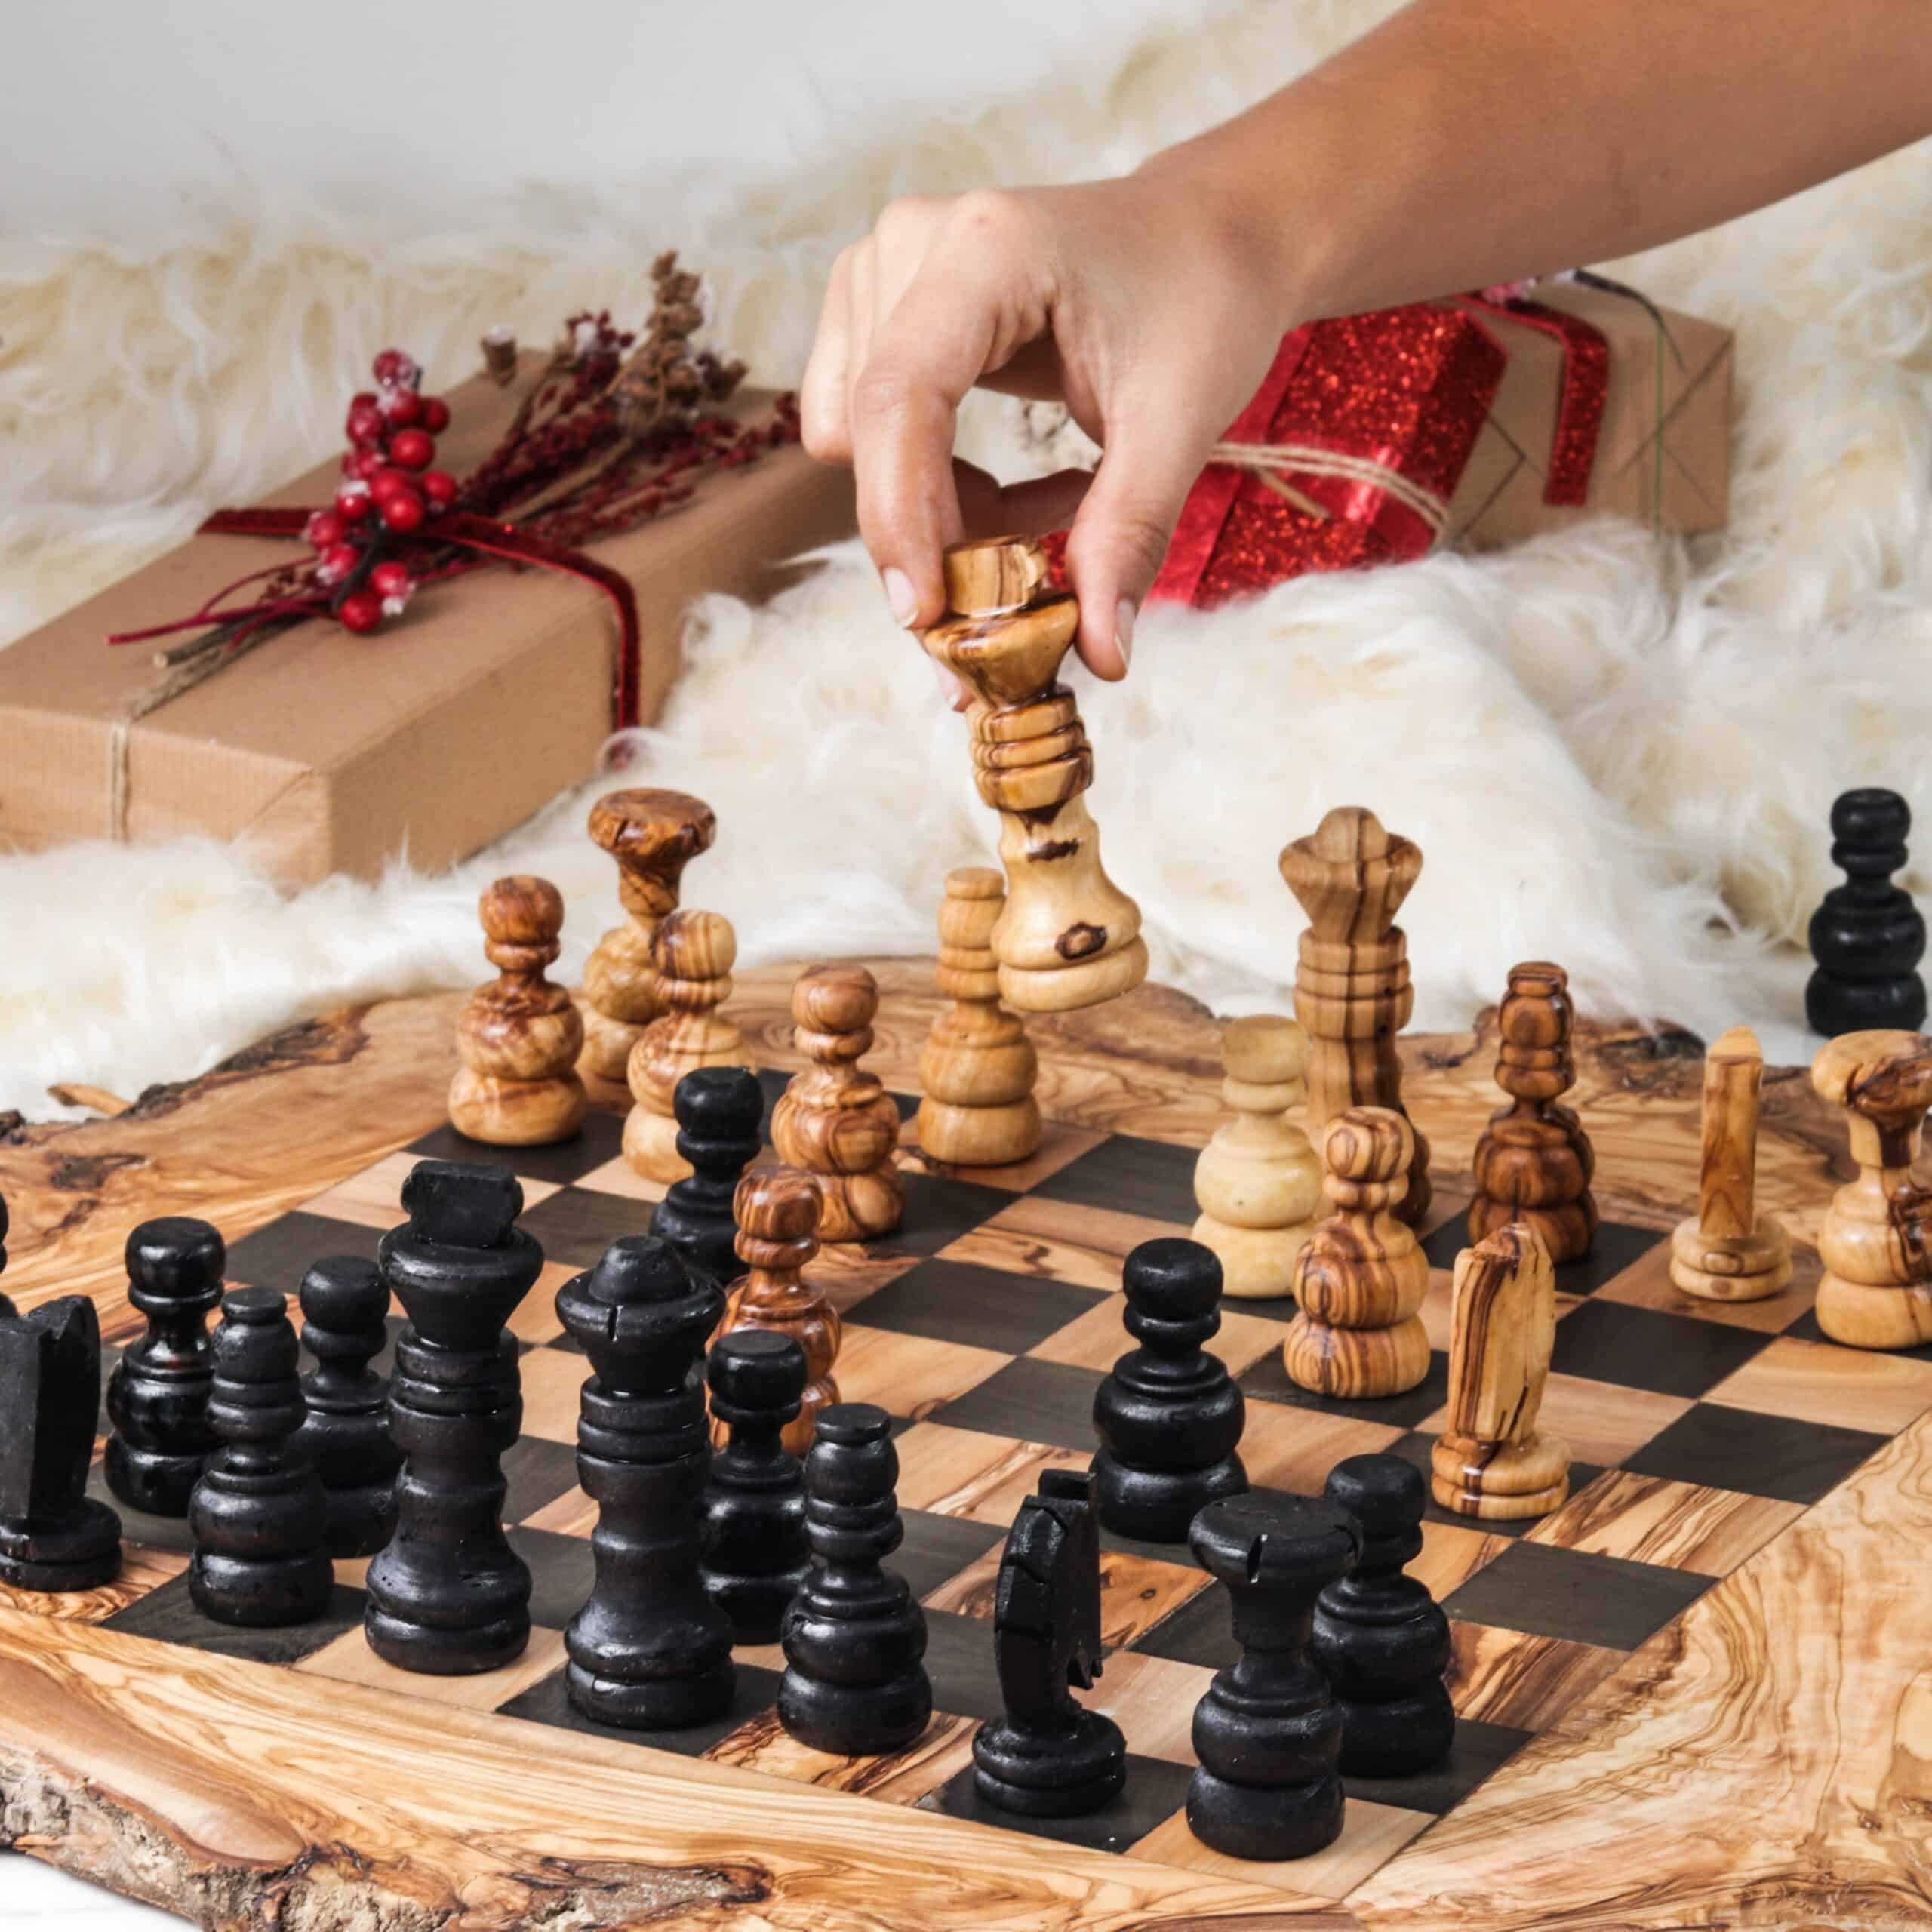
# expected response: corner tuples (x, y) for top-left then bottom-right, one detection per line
(1669, 1026), (1792, 1302)
(920, 537), (1147, 1014)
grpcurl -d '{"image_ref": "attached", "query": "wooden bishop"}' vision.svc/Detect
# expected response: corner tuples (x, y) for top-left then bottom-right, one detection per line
(449, 876), (587, 1146)
(919, 537), (1147, 1014)
(915, 866), (1042, 1168)
(1278, 807), (1431, 1224)
(1810, 1029), (1932, 1351)
(579, 788), (716, 1079)
(1670, 1026), (1792, 1302)
(1432, 1226), (1570, 1521)
(622, 909), (755, 1183)
(772, 963), (905, 1242)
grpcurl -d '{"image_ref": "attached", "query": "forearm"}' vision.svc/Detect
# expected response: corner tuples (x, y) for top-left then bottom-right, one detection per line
(1150, 0), (1932, 324)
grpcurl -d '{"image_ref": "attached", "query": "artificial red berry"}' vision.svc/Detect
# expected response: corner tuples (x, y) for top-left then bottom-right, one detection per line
(337, 589), (383, 634)
(345, 399), (385, 445)
(347, 448), (388, 482)
(420, 469), (458, 509)
(303, 509), (346, 549)
(419, 396), (451, 433)
(368, 466), (412, 499)
(349, 389), (378, 410)
(379, 487), (425, 532)
(388, 427), (435, 471)
(380, 388), (423, 427)
(371, 349), (418, 390)
(333, 485), (373, 525)
(369, 560), (412, 599)
(315, 543), (361, 586)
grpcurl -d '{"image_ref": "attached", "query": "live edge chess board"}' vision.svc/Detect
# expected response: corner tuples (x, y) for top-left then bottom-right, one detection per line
(2, 963), (1930, 1932)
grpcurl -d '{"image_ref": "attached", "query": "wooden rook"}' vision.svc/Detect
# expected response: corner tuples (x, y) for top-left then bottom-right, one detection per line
(1810, 1029), (1932, 1350)
(292, 1257), (402, 1558)
(919, 535), (1147, 1014)
(1670, 1026), (1793, 1303)
(772, 963), (905, 1242)
(1469, 961), (1597, 1262)
(623, 908), (756, 1183)
(1191, 1014), (1321, 1300)
(1806, 788), (1927, 1037)
(449, 876), (587, 1147)
(1431, 1226), (1571, 1521)
(718, 1167), (840, 1456)
(580, 787), (717, 1079)
(1279, 806), (1431, 1223)
(1284, 1109), (1432, 1401)
(915, 866), (1042, 1167)
(701, 1329), (810, 1645)
(649, 1066), (764, 1289)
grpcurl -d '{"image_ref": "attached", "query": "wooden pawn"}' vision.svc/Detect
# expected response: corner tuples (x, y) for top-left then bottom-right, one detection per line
(1669, 1026), (1792, 1302)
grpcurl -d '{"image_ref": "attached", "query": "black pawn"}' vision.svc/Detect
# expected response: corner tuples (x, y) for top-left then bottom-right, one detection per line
(1311, 1454), (1454, 1777)
(702, 1328), (810, 1644)
(780, 1401), (931, 1756)
(1187, 1491), (1361, 1862)
(0, 1296), (121, 1592)
(365, 1161), (543, 1674)
(1807, 788), (1927, 1035)
(188, 1289), (332, 1626)
(557, 1235), (733, 1728)
(1092, 1238), (1247, 1543)
(106, 1217), (225, 1517)
(293, 1257), (401, 1558)
(649, 1066), (764, 1288)
(0, 1189), (14, 1320)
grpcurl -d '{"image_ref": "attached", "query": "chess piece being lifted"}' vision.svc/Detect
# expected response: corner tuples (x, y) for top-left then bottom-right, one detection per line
(580, 787), (717, 1078)
(919, 537), (1147, 1014)
(649, 1066), (764, 1289)
(1432, 1225), (1570, 1520)
(292, 1256), (402, 1558)
(1806, 789), (1927, 1038)
(1670, 1027), (1792, 1303)
(1284, 1109), (1432, 1400)
(1279, 807), (1431, 1223)
(1191, 1015), (1321, 1300)
(915, 867), (1042, 1167)
(1468, 962), (1597, 1263)
(1810, 1029), (1932, 1351)
(449, 877), (587, 1147)
(772, 964), (905, 1241)
(623, 909), (756, 1183)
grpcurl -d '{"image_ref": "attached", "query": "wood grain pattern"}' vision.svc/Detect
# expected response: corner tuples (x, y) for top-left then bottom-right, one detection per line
(1670, 1024), (1792, 1300)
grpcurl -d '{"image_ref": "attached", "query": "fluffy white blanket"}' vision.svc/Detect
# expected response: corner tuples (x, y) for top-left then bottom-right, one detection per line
(3, 0), (1927, 1121)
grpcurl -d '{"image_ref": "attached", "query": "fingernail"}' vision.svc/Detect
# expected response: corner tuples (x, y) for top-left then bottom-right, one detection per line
(883, 567), (918, 629)
(1115, 596), (1137, 668)
(930, 661), (968, 709)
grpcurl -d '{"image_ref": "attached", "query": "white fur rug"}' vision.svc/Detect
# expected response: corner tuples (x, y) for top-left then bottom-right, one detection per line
(3, 0), (1929, 1122)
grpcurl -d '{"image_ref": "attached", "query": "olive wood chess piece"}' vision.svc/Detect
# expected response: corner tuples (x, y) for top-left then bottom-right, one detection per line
(1186, 1491), (1361, 1862)
(772, 963), (904, 1242)
(1810, 1029), (1932, 1350)
(779, 1401), (931, 1756)
(717, 1168), (839, 1456)
(1312, 1454), (1454, 1776)
(1431, 1225), (1571, 1520)
(1092, 1238), (1247, 1543)
(1284, 1109), (1432, 1400)
(1279, 806), (1431, 1223)
(188, 1289), (333, 1626)
(1191, 1014), (1322, 1300)
(649, 1066), (764, 1289)
(292, 1256), (402, 1558)
(918, 536), (1147, 1014)
(365, 1161), (543, 1673)
(623, 908), (756, 1183)
(973, 1467), (1126, 1817)
(556, 1235), (734, 1728)
(915, 866), (1042, 1168)
(1669, 1026), (1793, 1303)
(701, 1328), (810, 1644)
(580, 787), (717, 1078)
(0, 1296), (121, 1592)
(1468, 961), (1597, 1262)
(449, 876), (587, 1146)
(106, 1217), (226, 1518)
(1806, 788), (1927, 1037)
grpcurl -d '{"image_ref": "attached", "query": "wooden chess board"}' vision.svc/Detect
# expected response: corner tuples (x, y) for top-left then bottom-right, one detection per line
(2, 962), (1928, 1930)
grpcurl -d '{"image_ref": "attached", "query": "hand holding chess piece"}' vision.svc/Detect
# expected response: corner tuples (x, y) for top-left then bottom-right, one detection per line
(1669, 1026), (1792, 1303)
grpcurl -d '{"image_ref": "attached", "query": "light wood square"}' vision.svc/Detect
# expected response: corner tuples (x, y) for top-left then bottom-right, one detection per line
(1026, 1300), (1281, 1380)
(807, 1245), (924, 1313)
(1447, 1620), (1623, 1730)
(835, 1324), (1010, 1422)
(899, 1115), (1107, 1193)
(1236, 1407), (1406, 1497)
(1088, 1651), (1214, 1764)
(1419, 1374), (1691, 1469)
(295, 1624), (568, 1710)
(0, 1544), (189, 1626)
(515, 1344), (591, 1444)
(521, 1485), (598, 1539)
(574, 1154), (672, 1205)
(1525, 1469), (1804, 1574)
(891, 1421), (1087, 1524)
(303, 1152), (561, 1228)
(1596, 1237), (1817, 1334)
(1129, 1795), (1432, 1902)
(1703, 1334), (1932, 1435)
(509, 1263), (573, 1346)
(938, 1195), (1188, 1294)
(703, 1706), (976, 1807)
(1411, 1521), (1512, 1601)
(921, 1543), (1210, 1652)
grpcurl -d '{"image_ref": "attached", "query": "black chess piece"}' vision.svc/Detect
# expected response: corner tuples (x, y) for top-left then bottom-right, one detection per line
(701, 1328), (810, 1644)
(365, 1161), (543, 1675)
(0, 1296), (121, 1592)
(0, 1189), (14, 1320)
(1311, 1454), (1454, 1777)
(188, 1289), (333, 1626)
(649, 1066), (764, 1288)
(1092, 1238), (1247, 1543)
(1186, 1491), (1361, 1862)
(973, 1466), (1126, 1817)
(557, 1235), (734, 1728)
(106, 1217), (225, 1517)
(1807, 788), (1927, 1036)
(292, 1256), (401, 1558)
(779, 1401), (931, 1756)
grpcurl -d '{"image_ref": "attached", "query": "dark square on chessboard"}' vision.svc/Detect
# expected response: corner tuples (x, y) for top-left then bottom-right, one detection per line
(1781, 1306), (1932, 1361)
(1238, 1349), (1452, 1429)
(1420, 1214), (1664, 1292)
(106, 1574), (368, 1666)
(928, 1751), (1197, 1856)
(1026, 1134), (1201, 1228)
(934, 1357), (1107, 1454)
(853, 1258), (1109, 1354)
(1549, 1296), (1774, 1398)
(1344, 1715), (1534, 1817)
(1438, 1539), (1716, 1651)
(406, 1111), (629, 1187)
(226, 1210), (386, 1290)
(1620, 1402), (1890, 1506)
(498, 1657), (789, 1759)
